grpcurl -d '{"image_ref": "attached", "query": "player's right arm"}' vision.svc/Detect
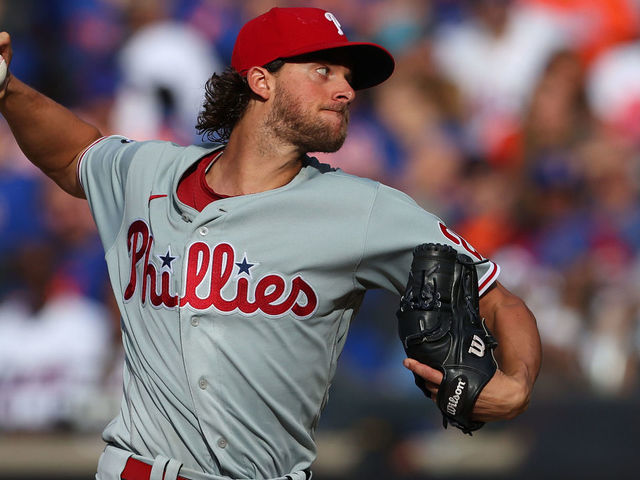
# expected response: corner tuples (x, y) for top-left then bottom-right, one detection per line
(0, 32), (101, 198)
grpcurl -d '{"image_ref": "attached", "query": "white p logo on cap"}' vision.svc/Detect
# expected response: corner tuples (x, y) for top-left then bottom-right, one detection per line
(324, 12), (344, 35)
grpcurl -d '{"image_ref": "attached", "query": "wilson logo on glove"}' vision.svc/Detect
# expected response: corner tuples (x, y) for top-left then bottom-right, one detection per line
(468, 335), (486, 357)
(446, 378), (467, 416)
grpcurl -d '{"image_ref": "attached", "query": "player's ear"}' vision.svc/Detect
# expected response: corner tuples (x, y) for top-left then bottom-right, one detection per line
(246, 66), (274, 101)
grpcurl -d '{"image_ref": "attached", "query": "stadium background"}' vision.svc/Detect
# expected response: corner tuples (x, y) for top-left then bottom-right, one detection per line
(1, 0), (640, 478)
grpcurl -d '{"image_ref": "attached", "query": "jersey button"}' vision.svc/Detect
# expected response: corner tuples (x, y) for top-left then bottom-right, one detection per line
(198, 226), (208, 236)
(198, 378), (207, 390)
(190, 316), (199, 327)
(217, 438), (227, 449)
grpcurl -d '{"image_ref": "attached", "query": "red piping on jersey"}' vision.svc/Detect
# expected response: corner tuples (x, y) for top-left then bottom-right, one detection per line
(478, 261), (499, 295)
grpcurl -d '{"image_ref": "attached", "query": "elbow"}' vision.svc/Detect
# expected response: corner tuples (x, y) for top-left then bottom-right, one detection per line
(505, 376), (536, 420)
(506, 388), (531, 420)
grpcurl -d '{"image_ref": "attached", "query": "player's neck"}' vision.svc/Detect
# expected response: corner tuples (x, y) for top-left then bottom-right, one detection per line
(205, 123), (304, 197)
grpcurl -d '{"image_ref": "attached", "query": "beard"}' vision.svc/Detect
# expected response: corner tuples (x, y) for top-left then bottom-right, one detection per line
(265, 83), (350, 153)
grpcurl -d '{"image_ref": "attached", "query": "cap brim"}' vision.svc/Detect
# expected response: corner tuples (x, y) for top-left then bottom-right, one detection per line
(282, 42), (395, 90)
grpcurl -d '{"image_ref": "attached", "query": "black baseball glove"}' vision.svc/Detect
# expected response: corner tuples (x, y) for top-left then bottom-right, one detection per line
(397, 243), (498, 434)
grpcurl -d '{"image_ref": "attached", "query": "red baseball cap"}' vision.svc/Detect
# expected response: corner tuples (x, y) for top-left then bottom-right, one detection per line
(231, 7), (395, 90)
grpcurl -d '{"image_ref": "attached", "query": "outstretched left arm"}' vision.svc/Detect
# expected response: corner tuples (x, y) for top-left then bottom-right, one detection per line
(404, 281), (542, 422)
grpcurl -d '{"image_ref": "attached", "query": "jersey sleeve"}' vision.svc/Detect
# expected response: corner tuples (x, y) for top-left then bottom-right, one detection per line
(355, 183), (500, 296)
(77, 135), (143, 251)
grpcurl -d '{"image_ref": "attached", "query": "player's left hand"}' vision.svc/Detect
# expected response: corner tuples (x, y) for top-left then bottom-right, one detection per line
(403, 358), (530, 423)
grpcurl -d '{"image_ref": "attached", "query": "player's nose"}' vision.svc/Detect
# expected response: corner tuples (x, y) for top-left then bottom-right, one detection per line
(333, 76), (355, 104)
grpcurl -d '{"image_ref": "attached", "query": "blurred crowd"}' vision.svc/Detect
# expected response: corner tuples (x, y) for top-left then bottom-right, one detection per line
(1, 0), (640, 475)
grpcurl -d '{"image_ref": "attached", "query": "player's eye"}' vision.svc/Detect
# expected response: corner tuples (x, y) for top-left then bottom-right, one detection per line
(316, 66), (329, 77)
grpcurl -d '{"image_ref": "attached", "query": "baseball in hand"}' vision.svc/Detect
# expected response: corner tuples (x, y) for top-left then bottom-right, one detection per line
(0, 57), (6, 85)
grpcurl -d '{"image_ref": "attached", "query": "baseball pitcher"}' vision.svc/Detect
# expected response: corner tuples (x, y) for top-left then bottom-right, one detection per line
(0, 7), (541, 480)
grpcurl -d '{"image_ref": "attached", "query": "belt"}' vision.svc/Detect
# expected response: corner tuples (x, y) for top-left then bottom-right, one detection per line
(121, 457), (188, 480)
(119, 453), (312, 480)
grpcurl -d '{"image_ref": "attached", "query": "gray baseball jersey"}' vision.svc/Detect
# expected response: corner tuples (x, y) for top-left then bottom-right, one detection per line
(78, 135), (499, 479)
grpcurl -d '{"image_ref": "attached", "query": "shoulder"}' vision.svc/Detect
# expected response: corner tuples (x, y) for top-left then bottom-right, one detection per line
(84, 135), (222, 159)
(302, 155), (426, 212)
(303, 155), (381, 192)
(80, 136), (223, 191)
(86, 136), (224, 175)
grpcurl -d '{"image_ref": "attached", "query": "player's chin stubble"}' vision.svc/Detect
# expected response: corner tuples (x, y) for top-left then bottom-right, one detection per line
(266, 85), (349, 153)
